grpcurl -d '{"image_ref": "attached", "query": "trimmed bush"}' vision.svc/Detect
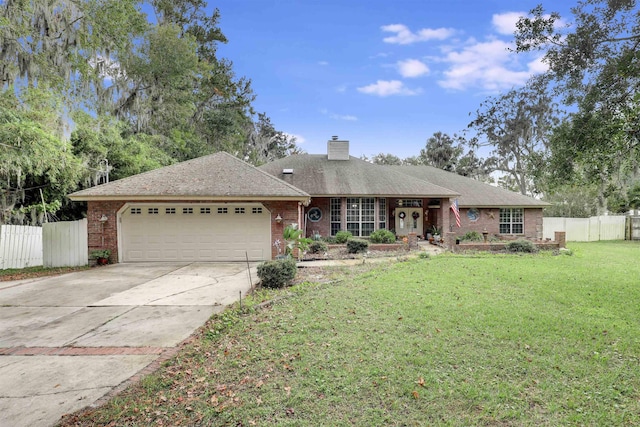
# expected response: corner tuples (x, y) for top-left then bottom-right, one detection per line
(347, 239), (369, 254)
(308, 241), (328, 254)
(322, 236), (337, 244)
(257, 258), (297, 288)
(369, 229), (396, 244)
(505, 239), (538, 253)
(335, 230), (353, 244)
(459, 231), (483, 242)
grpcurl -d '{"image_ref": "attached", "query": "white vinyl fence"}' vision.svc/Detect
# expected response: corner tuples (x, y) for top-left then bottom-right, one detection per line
(0, 225), (43, 269)
(43, 219), (88, 267)
(543, 215), (627, 242)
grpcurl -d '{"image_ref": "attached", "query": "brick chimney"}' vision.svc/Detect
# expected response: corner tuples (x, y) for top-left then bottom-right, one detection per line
(327, 136), (349, 160)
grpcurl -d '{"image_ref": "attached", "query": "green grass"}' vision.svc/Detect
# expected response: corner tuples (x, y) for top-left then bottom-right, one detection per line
(60, 241), (640, 426)
(0, 265), (89, 281)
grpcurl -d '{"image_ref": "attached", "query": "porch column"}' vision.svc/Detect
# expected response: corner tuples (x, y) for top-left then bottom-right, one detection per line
(441, 199), (451, 233)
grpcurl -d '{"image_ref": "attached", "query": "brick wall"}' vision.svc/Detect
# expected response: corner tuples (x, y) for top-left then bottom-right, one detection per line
(262, 200), (302, 259)
(449, 207), (544, 240)
(87, 200), (301, 263)
(452, 241), (560, 252)
(304, 198), (331, 238)
(87, 201), (126, 263)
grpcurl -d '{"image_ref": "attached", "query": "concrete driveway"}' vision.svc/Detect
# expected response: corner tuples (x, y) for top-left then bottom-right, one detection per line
(0, 262), (258, 427)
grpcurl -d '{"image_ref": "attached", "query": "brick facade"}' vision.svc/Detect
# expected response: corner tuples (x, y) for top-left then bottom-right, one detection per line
(262, 200), (303, 259)
(87, 199), (301, 263)
(87, 201), (126, 263)
(87, 198), (546, 263)
(449, 207), (544, 240)
(296, 197), (548, 242)
(305, 198), (331, 238)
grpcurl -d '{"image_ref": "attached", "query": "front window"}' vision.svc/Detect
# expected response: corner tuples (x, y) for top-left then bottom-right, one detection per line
(347, 197), (375, 237)
(330, 198), (341, 236)
(500, 208), (524, 234)
(379, 198), (387, 230)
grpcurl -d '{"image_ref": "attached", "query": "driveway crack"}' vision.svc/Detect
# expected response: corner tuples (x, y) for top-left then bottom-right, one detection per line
(63, 307), (137, 346)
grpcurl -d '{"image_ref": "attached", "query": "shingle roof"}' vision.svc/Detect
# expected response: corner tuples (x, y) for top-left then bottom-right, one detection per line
(387, 165), (550, 207)
(68, 152), (310, 201)
(259, 155), (459, 197)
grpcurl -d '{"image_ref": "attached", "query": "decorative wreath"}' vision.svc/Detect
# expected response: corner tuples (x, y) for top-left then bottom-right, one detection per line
(398, 212), (406, 219)
(412, 211), (420, 220)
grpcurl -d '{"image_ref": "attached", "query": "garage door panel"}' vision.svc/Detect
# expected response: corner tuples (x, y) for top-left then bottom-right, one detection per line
(121, 204), (271, 262)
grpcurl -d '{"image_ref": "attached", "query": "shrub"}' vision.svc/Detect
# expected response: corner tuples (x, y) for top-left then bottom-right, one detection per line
(347, 239), (369, 254)
(459, 231), (483, 242)
(505, 239), (538, 253)
(335, 230), (353, 244)
(369, 229), (396, 244)
(257, 258), (297, 288)
(308, 241), (328, 254)
(322, 236), (337, 244)
(418, 252), (430, 259)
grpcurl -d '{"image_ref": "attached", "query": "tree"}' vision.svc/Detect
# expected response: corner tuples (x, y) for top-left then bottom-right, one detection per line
(1, 0), (147, 101)
(514, 1), (640, 194)
(468, 76), (560, 196)
(542, 184), (600, 217)
(243, 113), (298, 165)
(418, 132), (463, 171)
(370, 153), (404, 165)
(0, 88), (83, 224)
(456, 150), (495, 182)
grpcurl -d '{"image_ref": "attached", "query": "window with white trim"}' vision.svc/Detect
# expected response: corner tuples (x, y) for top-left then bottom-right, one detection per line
(165, 207), (176, 214)
(252, 207), (263, 214)
(500, 208), (524, 234)
(182, 207), (193, 214)
(217, 207), (228, 214)
(235, 207), (245, 214)
(347, 197), (375, 237)
(148, 208), (158, 214)
(130, 208), (141, 215)
(330, 198), (341, 236)
(378, 198), (387, 230)
(200, 207), (211, 214)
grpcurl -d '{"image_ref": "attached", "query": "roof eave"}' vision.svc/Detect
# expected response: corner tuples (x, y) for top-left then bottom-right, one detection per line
(309, 192), (460, 198)
(459, 203), (551, 208)
(68, 195), (311, 203)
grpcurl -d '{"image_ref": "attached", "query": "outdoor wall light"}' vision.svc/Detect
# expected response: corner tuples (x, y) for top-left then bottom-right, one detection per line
(275, 214), (283, 224)
(99, 214), (108, 222)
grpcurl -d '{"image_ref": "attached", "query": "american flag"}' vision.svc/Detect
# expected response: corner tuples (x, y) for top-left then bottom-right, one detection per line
(451, 199), (461, 228)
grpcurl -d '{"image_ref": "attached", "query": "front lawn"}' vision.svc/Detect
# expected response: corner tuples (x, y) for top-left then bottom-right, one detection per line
(61, 241), (640, 426)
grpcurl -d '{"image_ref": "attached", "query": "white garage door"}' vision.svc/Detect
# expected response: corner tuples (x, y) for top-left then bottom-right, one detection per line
(120, 203), (271, 262)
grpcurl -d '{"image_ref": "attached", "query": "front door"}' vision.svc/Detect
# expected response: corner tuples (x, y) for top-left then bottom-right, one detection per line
(396, 208), (423, 236)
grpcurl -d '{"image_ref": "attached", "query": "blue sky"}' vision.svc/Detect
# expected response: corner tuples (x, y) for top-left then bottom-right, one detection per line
(212, 0), (571, 159)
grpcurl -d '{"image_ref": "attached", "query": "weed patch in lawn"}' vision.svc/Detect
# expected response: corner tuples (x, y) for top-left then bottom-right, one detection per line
(59, 242), (640, 426)
(1, 265), (89, 281)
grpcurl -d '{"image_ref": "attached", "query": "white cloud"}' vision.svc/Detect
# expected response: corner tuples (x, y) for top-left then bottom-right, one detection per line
(357, 80), (421, 96)
(285, 133), (306, 144)
(397, 59), (430, 78)
(318, 61), (329, 66)
(436, 38), (546, 91)
(382, 24), (455, 45)
(369, 52), (391, 59)
(320, 108), (358, 121)
(332, 114), (357, 121)
(493, 11), (569, 36)
(492, 11), (527, 35)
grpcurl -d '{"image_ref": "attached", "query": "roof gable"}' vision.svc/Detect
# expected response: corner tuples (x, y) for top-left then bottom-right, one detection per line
(69, 152), (310, 201)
